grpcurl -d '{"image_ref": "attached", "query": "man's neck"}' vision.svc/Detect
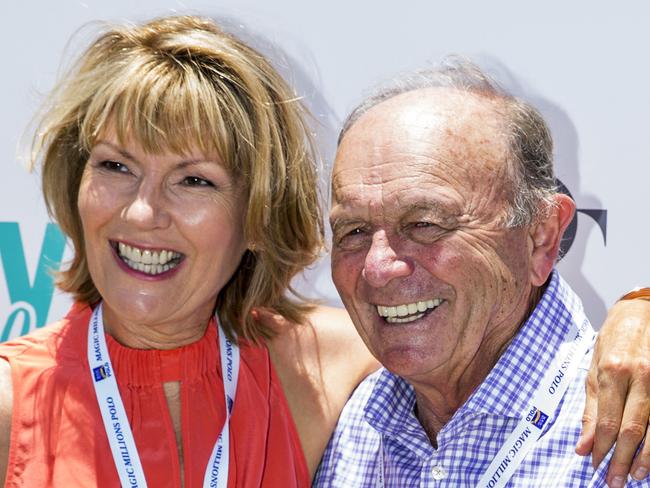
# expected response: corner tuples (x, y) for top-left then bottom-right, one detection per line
(410, 344), (505, 448)
(409, 285), (544, 446)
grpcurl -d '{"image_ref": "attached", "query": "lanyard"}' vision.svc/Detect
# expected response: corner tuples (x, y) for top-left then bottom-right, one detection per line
(87, 303), (240, 488)
(375, 311), (594, 488)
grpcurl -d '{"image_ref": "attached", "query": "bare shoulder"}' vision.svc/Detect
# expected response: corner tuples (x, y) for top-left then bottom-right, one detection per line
(264, 305), (378, 478)
(266, 305), (378, 389)
(0, 358), (13, 487)
(306, 306), (379, 379)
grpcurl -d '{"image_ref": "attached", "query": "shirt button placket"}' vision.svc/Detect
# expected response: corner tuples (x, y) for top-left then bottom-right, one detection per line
(431, 465), (447, 481)
(422, 457), (447, 485)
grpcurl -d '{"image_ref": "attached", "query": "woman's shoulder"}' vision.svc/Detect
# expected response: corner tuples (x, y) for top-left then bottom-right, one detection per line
(0, 302), (91, 361)
(264, 305), (378, 385)
(302, 305), (379, 377)
(0, 357), (13, 487)
(263, 305), (379, 478)
(311, 306), (376, 364)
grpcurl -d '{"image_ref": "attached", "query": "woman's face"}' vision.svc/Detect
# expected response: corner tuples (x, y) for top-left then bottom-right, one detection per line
(77, 130), (248, 335)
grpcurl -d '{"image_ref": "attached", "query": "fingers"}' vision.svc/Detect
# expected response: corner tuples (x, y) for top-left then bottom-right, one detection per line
(604, 374), (650, 487)
(630, 437), (650, 481)
(591, 356), (629, 470)
(584, 299), (650, 483)
(576, 362), (598, 456)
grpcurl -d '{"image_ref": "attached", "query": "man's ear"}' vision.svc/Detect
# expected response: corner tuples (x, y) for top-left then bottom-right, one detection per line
(529, 194), (576, 286)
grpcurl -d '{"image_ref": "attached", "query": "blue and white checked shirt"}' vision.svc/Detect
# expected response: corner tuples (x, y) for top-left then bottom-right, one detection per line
(314, 271), (650, 487)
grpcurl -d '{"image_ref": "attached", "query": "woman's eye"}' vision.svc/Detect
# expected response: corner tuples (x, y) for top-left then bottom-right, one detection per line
(182, 176), (214, 187)
(100, 160), (129, 173)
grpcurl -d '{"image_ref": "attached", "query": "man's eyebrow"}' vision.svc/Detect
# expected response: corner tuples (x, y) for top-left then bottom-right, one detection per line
(329, 214), (367, 232)
(329, 216), (355, 229)
(402, 202), (446, 215)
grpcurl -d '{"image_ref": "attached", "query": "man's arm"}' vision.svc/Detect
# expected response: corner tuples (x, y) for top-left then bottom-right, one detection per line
(0, 358), (13, 487)
(577, 295), (650, 486)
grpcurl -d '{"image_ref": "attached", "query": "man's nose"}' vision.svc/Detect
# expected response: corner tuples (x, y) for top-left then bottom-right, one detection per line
(362, 230), (412, 288)
(122, 182), (171, 230)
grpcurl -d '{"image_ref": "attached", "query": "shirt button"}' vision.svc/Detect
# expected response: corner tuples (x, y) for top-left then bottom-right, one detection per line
(431, 465), (447, 480)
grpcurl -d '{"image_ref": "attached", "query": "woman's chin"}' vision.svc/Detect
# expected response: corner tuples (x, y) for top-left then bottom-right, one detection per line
(102, 293), (173, 329)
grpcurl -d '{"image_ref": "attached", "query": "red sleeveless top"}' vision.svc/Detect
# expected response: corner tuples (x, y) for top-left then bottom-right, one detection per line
(0, 303), (309, 487)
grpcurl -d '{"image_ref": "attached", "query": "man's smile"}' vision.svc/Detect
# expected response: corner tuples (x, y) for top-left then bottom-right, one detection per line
(376, 298), (444, 324)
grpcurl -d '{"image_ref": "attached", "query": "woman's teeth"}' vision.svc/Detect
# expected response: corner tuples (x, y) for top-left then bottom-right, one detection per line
(117, 242), (182, 275)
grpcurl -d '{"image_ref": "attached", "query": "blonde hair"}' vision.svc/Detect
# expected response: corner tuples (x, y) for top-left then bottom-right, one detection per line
(32, 15), (324, 340)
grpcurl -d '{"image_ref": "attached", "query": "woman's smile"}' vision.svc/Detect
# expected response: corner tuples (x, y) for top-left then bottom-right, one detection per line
(112, 240), (185, 277)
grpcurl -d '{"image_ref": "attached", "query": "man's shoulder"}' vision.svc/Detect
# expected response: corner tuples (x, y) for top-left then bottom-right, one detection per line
(313, 369), (385, 487)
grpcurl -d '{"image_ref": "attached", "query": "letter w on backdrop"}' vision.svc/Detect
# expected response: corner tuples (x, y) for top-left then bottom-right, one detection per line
(0, 222), (66, 341)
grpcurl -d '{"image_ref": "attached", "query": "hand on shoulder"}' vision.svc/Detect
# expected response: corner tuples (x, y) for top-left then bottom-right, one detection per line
(0, 358), (13, 487)
(577, 298), (650, 485)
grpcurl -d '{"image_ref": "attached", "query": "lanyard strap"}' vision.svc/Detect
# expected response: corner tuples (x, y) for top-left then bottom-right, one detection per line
(375, 312), (594, 488)
(87, 303), (240, 488)
(477, 312), (593, 487)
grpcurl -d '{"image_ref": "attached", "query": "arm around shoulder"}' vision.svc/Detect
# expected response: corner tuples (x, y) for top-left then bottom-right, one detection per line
(578, 297), (650, 485)
(0, 358), (13, 487)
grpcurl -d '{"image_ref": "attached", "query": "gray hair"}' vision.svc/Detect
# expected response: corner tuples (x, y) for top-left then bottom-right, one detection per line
(338, 59), (558, 227)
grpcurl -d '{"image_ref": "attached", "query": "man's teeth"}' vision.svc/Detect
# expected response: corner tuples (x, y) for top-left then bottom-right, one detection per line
(117, 242), (182, 275)
(377, 299), (443, 324)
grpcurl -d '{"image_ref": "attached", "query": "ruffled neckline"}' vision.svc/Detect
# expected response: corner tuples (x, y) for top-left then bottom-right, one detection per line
(104, 317), (220, 386)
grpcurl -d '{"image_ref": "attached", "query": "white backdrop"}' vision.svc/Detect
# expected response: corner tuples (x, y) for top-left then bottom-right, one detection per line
(2, 0), (649, 340)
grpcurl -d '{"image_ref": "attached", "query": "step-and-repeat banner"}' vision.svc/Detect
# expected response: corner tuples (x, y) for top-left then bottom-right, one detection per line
(2, 1), (649, 340)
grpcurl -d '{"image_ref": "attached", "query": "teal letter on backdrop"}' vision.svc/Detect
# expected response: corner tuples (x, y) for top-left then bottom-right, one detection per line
(0, 222), (66, 341)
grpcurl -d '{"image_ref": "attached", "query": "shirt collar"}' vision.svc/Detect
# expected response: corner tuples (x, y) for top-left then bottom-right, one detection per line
(362, 270), (585, 439)
(364, 368), (417, 438)
(464, 270), (580, 418)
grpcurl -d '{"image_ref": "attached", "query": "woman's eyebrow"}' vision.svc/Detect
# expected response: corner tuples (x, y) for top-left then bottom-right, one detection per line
(93, 140), (136, 162)
(93, 142), (216, 167)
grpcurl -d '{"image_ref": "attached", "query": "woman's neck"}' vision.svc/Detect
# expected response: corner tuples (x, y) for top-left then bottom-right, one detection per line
(100, 303), (212, 350)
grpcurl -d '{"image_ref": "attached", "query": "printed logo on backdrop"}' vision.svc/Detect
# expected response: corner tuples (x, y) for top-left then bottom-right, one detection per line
(0, 222), (66, 341)
(556, 180), (608, 259)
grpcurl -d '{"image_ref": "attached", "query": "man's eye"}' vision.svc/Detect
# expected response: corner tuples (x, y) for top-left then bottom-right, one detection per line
(100, 160), (129, 173)
(341, 228), (366, 240)
(182, 176), (214, 187)
(406, 221), (446, 243)
(334, 227), (369, 250)
(408, 221), (441, 231)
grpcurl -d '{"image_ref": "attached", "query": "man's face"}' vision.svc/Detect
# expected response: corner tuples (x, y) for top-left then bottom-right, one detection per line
(330, 88), (537, 383)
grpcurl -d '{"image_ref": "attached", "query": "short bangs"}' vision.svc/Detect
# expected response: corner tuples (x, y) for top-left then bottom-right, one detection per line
(78, 32), (259, 177)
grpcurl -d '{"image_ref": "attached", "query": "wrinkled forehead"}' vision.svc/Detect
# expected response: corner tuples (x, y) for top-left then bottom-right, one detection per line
(332, 88), (511, 205)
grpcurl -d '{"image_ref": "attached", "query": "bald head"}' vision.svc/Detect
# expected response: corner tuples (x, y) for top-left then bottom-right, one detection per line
(338, 61), (558, 227)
